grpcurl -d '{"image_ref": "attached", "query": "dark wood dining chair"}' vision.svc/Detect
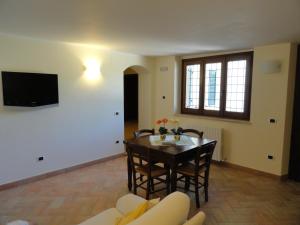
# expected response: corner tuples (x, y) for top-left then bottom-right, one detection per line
(175, 141), (217, 208)
(133, 129), (155, 138)
(180, 128), (204, 138)
(133, 129), (155, 182)
(172, 128), (204, 168)
(127, 144), (170, 199)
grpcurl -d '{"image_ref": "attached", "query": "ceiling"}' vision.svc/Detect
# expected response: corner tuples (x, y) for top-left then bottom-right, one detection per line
(0, 0), (299, 56)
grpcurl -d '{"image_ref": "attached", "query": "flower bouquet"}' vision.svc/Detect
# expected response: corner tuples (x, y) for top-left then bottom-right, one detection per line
(170, 119), (182, 141)
(156, 118), (168, 140)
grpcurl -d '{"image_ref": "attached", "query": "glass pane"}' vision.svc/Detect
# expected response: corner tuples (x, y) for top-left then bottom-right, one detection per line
(185, 64), (200, 109)
(204, 62), (222, 111)
(226, 60), (247, 112)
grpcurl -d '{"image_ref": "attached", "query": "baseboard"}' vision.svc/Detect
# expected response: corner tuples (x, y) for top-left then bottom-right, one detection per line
(1, 154), (288, 191)
(280, 174), (289, 181)
(0, 152), (126, 191)
(214, 160), (288, 181)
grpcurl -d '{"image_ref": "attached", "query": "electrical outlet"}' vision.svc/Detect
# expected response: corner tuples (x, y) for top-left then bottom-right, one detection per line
(267, 154), (274, 160)
(269, 118), (277, 124)
(222, 157), (227, 161)
(115, 140), (120, 144)
(114, 112), (119, 116)
(37, 156), (44, 162)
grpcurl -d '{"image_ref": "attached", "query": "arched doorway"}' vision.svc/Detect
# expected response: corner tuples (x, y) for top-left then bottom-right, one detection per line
(124, 67), (139, 139)
(123, 65), (152, 139)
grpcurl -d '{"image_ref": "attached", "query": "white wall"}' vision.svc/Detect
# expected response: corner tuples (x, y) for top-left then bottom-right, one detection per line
(0, 35), (296, 184)
(153, 56), (177, 119)
(153, 43), (297, 176)
(0, 34), (154, 185)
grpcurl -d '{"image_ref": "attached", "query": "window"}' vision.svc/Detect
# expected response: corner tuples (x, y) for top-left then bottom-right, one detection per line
(181, 52), (253, 120)
(204, 62), (222, 111)
(226, 60), (247, 113)
(185, 64), (201, 109)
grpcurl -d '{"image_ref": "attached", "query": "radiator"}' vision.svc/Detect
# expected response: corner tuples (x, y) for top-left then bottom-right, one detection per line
(188, 126), (223, 161)
(202, 127), (222, 161)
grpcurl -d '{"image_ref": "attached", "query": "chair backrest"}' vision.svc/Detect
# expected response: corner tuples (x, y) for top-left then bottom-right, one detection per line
(194, 141), (217, 174)
(133, 129), (155, 138)
(132, 129), (154, 166)
(127, 144), (152, 174)
(180, 128), (204, 138)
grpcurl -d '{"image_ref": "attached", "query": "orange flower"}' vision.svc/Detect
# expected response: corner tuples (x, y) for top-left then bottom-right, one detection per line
(156, 120), (162, 125)
(162, 118), (168, 123)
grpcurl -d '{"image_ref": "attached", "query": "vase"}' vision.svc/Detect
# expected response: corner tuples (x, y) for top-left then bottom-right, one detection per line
(174, 134), (181, 141)
(160, 134), (166, 141)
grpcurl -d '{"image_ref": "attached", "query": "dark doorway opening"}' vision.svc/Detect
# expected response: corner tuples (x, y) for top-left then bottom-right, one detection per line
(124, 73), (138, 139)
(289, 45), (300, 181)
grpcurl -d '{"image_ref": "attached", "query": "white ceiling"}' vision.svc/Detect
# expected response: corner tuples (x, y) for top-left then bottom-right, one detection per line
(0, 0), (299, 56)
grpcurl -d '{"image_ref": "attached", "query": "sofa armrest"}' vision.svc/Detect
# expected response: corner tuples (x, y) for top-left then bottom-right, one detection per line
(183, 212), (206, 225)
(116, 193), (147, 215)
(128, 192), (190, 225)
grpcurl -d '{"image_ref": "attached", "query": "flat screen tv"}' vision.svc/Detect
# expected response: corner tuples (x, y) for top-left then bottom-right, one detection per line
(1, 71), (59, 107)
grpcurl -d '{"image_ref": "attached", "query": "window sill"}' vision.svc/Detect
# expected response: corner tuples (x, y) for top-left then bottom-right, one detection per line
(174, 113), (252, 125)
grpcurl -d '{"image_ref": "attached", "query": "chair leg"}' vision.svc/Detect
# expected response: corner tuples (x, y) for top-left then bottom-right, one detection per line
(133, 173), (137, 194)
(172, 172), (177, 192)
(204, 184), (208, 202)
(184, 176), (190, 191)
(204, 172), (209, 202)
(139, 158), (143, 181)
(166, 172), (170, 194)
(146, 178), (151, 200)
(194, 176), (200, 208)
(150, 178), (154, 191)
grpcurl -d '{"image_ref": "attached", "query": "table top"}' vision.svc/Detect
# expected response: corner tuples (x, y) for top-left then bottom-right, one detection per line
(125, 135), (216, 156)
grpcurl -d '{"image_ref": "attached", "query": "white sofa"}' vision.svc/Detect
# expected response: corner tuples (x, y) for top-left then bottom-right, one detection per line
(78, 192), (205, 225)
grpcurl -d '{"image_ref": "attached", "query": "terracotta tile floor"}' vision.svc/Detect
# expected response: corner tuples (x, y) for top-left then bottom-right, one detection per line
(1, 156), (300, 225)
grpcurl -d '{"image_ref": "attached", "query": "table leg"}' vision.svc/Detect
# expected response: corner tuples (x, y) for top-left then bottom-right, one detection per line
(170, 161), (177, 193)
(127, 155), (132, 191)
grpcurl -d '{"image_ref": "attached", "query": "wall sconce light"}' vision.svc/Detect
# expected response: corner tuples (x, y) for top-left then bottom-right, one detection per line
(260, 60), (282, 74)
(83, 59), (101, 80)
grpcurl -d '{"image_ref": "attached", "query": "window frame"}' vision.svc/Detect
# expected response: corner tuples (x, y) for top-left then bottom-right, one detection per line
(181, 51), (253, 121)
(181, 60), (202, 115)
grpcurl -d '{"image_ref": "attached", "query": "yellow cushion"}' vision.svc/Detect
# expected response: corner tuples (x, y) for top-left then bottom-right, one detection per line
(147, 197), (160, 210)
(115, 201), (148, 225)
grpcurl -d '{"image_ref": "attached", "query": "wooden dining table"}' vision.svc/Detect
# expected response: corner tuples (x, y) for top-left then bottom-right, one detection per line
(124, 135), (216, 192)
